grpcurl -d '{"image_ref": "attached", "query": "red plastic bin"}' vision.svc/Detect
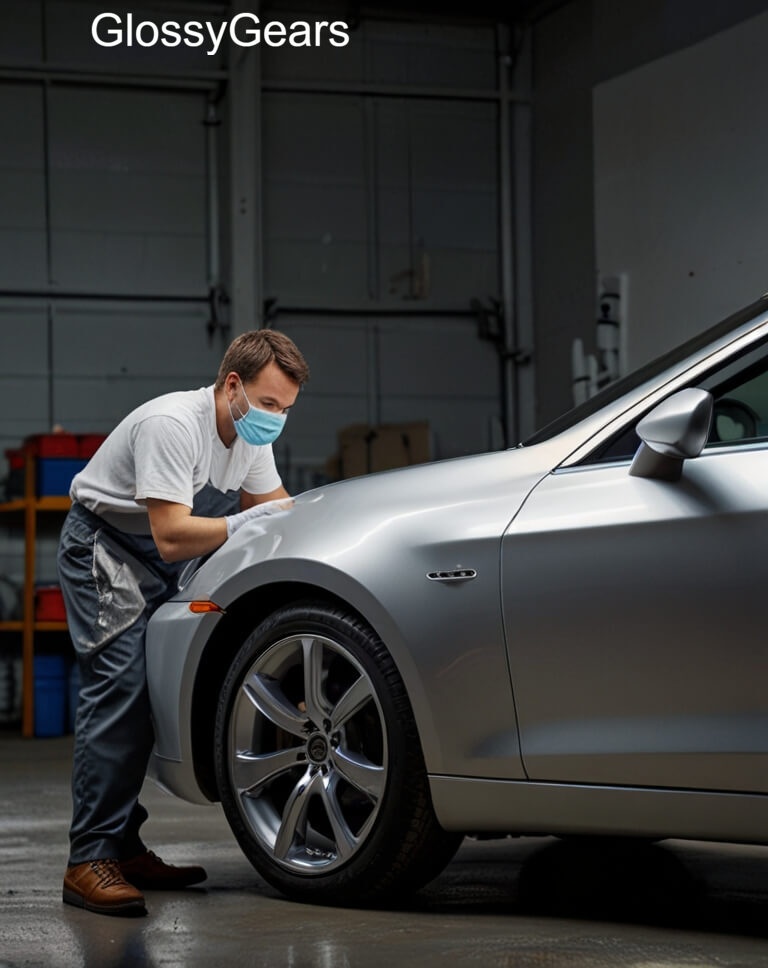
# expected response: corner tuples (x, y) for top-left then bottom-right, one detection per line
(24, 433), (79, 458)
(78, 434), (108, 459)
(35, 586), (67, 622)
(5, 448), (24, 470)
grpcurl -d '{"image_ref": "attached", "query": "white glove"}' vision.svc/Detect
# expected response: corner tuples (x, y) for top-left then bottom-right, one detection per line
(226, 499), (293, 538)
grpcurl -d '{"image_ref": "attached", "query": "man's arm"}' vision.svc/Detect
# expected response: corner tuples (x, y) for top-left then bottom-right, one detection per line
(146, 499), (228, 563)
(147, 491), (294, 562)
(240, 484), (291, 510)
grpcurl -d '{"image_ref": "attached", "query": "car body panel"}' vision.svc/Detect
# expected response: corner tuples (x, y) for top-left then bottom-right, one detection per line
(429, 776), (768, 842)
(502, 444), (768, 792)
(145, 603), (222, 780)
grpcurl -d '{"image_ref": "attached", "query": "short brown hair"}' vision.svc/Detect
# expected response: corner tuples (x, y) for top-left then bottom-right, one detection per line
(215, 329), (309, 389)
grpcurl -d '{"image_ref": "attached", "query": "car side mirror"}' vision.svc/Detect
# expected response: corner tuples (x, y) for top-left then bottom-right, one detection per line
(629, 388), (713, 481)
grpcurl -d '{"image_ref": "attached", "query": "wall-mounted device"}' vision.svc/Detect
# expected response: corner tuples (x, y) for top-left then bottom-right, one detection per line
(571, 273), (627, 405)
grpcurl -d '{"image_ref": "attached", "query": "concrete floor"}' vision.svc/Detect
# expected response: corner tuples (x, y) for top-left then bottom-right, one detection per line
(3, 737), (768, 968)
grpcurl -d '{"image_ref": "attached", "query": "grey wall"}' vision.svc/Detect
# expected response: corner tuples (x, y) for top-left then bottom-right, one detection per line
(594, 8), (768, 368)
(529, 0), (768, 425)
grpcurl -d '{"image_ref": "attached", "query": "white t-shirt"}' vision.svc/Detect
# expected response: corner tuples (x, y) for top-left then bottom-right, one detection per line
(71, 385), (282, 525)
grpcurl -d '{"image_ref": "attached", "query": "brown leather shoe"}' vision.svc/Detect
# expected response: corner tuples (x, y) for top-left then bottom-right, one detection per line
(119, 849), (207, 889)
(63, 859), (146, 915)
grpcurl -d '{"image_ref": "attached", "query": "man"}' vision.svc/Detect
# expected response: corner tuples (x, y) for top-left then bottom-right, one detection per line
(57, 329), (309, 916)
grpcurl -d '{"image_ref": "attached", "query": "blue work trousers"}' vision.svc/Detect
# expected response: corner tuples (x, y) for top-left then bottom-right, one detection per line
(57, 487), (237, 865)
(57, 502), (183, 864)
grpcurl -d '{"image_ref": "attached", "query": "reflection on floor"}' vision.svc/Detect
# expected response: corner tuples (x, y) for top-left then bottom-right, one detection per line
(3, 734), (768, 968)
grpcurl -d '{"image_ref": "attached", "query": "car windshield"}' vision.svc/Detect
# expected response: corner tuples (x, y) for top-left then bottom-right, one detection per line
(521, 296), (768, 446)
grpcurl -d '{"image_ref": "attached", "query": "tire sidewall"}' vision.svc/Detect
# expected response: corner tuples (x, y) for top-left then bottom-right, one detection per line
(214, 602), (423, 903)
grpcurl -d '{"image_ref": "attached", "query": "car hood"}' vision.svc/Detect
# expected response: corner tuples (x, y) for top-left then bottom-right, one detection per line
(172, 436), (567, 605)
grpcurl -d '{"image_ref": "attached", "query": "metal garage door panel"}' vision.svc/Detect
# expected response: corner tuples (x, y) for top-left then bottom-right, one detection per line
(265, 182), (367, 244)
(0, 372), (49, 455)
(264, 240), (369, 308)
(377, 317), (501, 458)
(0, 2), (41, 61)
(52, 306), (220, 379)
(378, 318), (498, 398)
(0, 304), (48, 476)
(48, 87), (207, 295)
(263, 93), (367, 305)
(262, 14), (495, 90)
(259, 317), (371, 482)
(364, 20), (496, 89)
(271, 319), (370, 397)
(52, 231), (206, 296)
(0, 85), (46, 288)
(375, 99), (499, 307)
(54, 375), (210, 433)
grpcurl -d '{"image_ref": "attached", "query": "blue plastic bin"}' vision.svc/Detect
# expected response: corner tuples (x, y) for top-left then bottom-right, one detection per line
(34, 655), (68, 737)
(36, 458), (87, 497)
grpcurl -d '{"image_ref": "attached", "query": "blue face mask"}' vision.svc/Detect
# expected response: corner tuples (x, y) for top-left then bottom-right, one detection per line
(229, 380), (287, 446)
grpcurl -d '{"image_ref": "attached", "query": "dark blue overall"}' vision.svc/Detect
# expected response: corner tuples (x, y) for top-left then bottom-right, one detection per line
(57, 486), (236, 865)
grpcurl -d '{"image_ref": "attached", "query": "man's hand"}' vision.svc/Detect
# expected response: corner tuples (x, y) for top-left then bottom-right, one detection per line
(225, 498), (294, 538)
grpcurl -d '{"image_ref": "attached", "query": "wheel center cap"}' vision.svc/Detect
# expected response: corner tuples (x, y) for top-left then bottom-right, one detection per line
(307, 733), (328, 763)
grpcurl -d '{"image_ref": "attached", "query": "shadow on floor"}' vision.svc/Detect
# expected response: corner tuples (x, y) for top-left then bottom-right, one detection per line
(412, 837), (768, 939)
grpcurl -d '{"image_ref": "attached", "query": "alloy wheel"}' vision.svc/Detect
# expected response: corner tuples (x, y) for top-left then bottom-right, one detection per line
(227, 633), (388, 874)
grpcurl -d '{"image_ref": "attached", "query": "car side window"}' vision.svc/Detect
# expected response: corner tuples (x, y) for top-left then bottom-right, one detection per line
(701, 350), (768, 445)
(585, 337), (768, 465)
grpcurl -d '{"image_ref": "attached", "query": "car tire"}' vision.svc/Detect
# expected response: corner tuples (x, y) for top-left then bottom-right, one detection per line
(214, 600), (463, 905)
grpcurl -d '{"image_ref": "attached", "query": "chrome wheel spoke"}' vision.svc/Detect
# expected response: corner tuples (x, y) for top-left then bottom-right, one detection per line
(320, 779), (357, 861)
(274, 769), (319, 860)
(302, 637), (328, 726)
(243, 673), (306, 737)
(330, 676), (373, 730)
(230, 631), (389, 874)
(330, 747), (385, 801)
(233, 747), (303, 796)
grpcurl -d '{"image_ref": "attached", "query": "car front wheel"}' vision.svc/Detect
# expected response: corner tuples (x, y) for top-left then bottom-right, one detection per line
(214, 601), (462, 905)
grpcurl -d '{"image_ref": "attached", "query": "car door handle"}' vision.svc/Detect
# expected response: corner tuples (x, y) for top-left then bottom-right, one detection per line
(426, 569), (477, 582)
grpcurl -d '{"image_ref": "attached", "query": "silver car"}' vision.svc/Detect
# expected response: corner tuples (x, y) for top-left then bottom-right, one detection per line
(146, 295), (768, 904)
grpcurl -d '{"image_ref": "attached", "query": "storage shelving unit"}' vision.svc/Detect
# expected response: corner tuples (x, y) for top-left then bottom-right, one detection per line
(0, 451), (70, 736)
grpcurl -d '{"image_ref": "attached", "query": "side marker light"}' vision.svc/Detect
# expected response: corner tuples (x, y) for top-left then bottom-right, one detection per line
(189, 601), (224, 614)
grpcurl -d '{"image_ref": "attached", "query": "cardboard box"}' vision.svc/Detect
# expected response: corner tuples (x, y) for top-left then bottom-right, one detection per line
(336, 422), (431, 479)
(337, 424), (372, 447)
(370, 422), (430, 471)
(324, 454), (342, 482)
(340, 436), (371, 479)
